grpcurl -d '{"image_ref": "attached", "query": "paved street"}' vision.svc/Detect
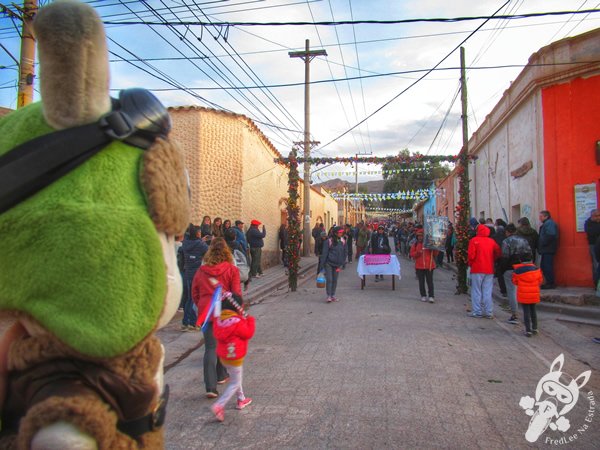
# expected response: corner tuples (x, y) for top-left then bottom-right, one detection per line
(164, 256), (600, 449)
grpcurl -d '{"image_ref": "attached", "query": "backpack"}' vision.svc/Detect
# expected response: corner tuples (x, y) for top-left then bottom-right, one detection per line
(233, 249), (250, 282)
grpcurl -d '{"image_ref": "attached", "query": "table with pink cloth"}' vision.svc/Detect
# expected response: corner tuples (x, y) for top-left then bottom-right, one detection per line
(357, 254), (401, 290)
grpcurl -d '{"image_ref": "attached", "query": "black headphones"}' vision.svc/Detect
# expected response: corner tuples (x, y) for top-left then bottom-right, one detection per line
(0, 88), (170, 215)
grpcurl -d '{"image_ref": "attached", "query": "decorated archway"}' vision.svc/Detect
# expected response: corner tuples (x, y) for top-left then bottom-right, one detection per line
(276, 151), (471, 292)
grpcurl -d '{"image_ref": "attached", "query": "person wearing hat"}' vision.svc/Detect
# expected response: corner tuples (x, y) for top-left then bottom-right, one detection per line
(246, 219), (266, 278)
(369, 224), (392, 281)
(233, 220), (248, 253)
(410, 229), (439, 303)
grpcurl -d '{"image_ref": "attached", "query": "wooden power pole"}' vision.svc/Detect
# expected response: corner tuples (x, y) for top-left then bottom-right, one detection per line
(456, 46), (471, 294)
(289, 40), (327, 256)
(17, 0), (37, 108)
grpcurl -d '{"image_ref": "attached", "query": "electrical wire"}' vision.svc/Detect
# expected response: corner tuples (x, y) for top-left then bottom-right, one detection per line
(101, 9), (600, 26)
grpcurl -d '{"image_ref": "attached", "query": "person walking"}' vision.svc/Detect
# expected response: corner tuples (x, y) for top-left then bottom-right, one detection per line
(192, 238), (241, 398)
(512, 253), (543, 337)
(584, 209), (600, 286)
(538, 210), (559, 289)
(468, 224), (501, 319)
(516, 217), (539, 262)
(179, 224), (209, 331)
(211, 292), (255, 421)
(278, 220), (289, 270)
(246, 219), (266, 278)
(501, 223), (532, 325)
(318, 226), (347, 303)
(312, 223), (323, 256)
(445, 223), (456, 263)
(410, 229), (438, 303)
(370, 225), (391, 281)
(345, 224), (354, 263)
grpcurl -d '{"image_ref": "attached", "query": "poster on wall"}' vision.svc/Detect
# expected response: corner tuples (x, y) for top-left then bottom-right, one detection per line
(574, 183), (598, 232)
(424, 215), (449, 251)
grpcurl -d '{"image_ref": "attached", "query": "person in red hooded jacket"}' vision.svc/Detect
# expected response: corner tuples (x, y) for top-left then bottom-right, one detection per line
(468, 224), (501, 318)
(512, 253), (543, 337)
(210, 292), (255, 421)
(409, 229), (439, 303)
(192, 238), (242, 398)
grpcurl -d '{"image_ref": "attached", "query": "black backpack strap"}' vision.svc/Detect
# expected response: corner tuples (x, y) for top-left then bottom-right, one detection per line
(0, 88), (170, 215)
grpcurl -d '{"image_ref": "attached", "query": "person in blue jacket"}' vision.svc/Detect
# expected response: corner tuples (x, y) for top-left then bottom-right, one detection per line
(538, 210), (559, 289)
(179, 224), (209, 331)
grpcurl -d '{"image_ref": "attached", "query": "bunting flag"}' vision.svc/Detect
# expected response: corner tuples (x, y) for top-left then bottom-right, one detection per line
(366, 208), (414, 213)
(275, 154), (459, 165)
(199, 285), (222, 332)
(314, 167), (432, 179)
(330, 189), (432, 201)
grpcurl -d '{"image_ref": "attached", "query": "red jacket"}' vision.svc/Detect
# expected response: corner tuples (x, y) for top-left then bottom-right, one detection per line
(512, 263), (543, 304)
(214, 310), (255, 366)
(409, 242), (438, 270)
(468, 225), (501, 274)
(192, 261), (241, 324)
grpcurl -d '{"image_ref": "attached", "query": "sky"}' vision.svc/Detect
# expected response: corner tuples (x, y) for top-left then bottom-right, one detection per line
(1, 0), (599, 183)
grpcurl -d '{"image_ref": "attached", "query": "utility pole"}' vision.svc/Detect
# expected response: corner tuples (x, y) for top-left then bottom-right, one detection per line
(456, 46), (471, 295)
(289, 40), (327, 256)
(17, 0), (37, 108)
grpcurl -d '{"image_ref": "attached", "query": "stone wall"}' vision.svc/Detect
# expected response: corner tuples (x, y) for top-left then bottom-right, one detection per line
(168, 106), (338, 269)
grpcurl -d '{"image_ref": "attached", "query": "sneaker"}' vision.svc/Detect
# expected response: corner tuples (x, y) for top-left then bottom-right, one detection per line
(211, 404), (225, 422)
(428, 297), (435, 303)
(326, 297), (333, 303)
(507, 315), (519, 325)
(484, 315), (494, 320)
(236, 398), (253, 410)
(206, 390), (219, 399)
(421, 296), (428, 302)
(331, 296), (339, 302)
(256, 274), (263, 278)
(524, 331), (532, 338)
(468, 313), (482, 318)
(180, 325), (189, 332)
(217, 376), (230, 385)
(532, 329), (539, 335)
(188, 325), (200, 332)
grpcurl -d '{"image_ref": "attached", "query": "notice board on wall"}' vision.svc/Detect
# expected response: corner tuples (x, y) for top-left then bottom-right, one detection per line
(574, 183), (598, 232)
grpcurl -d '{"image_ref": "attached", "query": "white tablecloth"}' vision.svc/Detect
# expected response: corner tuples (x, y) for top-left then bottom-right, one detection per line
(357, 255), (401, 279)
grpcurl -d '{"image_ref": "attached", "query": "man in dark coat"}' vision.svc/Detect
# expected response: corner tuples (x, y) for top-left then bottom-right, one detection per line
(246, 219), (266, 278)
(584, 209), (600, 285)
(538, 210), (559, 289)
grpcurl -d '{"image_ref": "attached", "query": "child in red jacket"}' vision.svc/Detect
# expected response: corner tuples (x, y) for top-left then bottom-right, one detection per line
(211, 292), (256, 422)
(512, 254), (543, 337)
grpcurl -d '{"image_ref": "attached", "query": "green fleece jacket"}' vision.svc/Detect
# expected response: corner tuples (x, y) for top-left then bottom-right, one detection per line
(0, 102), (166, 358)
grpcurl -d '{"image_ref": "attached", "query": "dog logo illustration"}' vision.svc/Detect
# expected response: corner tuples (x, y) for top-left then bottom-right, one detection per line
(519, 354), (591, 443)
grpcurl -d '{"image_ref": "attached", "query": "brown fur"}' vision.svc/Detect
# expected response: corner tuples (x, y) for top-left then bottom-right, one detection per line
(8, 330), (162, 386)
(33, 0), (111, 129)
(4, 330), (164, 449)
(141, 137), (190, 235)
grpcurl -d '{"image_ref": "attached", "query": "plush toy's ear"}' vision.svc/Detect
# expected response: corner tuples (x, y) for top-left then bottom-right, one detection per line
(33, 0), (111, 129)
(141, 137), (190, 235)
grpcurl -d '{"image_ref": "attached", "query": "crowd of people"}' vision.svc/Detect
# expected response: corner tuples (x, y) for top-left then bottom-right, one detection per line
(175, 209), (600, 421)
(310, 208), (600, 339)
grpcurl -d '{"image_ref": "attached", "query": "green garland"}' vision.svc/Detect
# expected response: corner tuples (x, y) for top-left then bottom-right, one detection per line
(275, 154), (458, 165)
(286, 150), (301, 291)
(454, 148), (471, 294)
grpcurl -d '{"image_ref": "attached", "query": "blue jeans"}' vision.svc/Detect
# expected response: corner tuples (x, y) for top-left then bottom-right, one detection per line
(540, 253), (555, 285)
(503, 270), (517, 314)
(202, 322), (229, 393)
(182, 272), (197, 326)
(325, 263), (340, 297)
(471, 273), (494, 316)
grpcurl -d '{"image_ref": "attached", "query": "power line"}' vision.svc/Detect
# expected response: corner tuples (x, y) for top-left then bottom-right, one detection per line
(102, 9), (600, 26)
(124, 60), (600, 91)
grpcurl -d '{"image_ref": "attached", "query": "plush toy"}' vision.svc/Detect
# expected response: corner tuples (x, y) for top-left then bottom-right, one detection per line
(0, 0), (190, 448)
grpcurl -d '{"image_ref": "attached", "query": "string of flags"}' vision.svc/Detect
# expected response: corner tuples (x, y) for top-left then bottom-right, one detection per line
(331, 189), (432, 201)
(366, 208), (414, 214)
(315, 167), (431, 180)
